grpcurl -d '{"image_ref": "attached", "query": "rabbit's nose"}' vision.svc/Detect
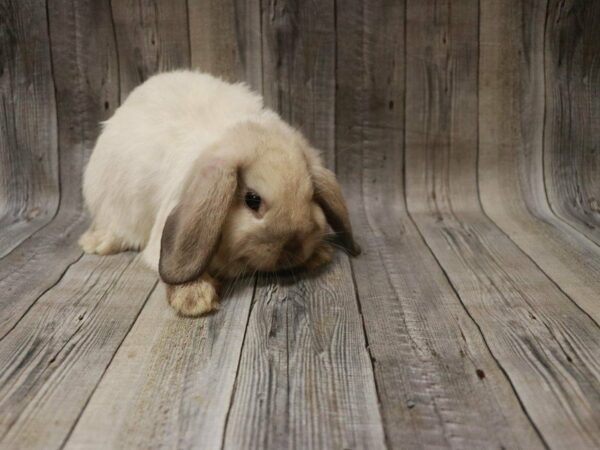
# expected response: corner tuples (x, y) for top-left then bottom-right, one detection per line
(282, 235), (302, 255)
(277, 234), (303, 266)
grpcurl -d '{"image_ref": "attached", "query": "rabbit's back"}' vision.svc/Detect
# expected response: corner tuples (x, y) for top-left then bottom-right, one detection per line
(82, 71), (263, 248)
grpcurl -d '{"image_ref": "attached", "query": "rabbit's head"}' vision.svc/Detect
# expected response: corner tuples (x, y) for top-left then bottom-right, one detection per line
(158, 113), (360, 284)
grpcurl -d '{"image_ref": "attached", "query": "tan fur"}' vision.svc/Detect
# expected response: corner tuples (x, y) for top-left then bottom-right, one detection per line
(159, 165), (237, 284)
(311, 165), (361, 256)
(79, 71), (359, 317)
(161, 118), (358, 312)
(166, 274), (219, 317)
(167, 116), (335, 281)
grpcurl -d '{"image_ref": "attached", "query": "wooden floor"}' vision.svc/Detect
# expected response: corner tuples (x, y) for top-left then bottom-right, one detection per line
(3, 0), (600, 449)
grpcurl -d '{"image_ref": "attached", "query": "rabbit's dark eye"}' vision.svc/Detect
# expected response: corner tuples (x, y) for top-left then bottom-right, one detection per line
(245, 191), (261, 211)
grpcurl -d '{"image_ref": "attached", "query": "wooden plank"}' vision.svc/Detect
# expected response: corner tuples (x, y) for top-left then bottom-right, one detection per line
(188, 0), (262, 90)
(0, 0), (119, 340)
(260, 0), (336, 167)
(405, 0), (479, 214)
(0, 223), (87, 339)
(410, 214), (600, 449)
(224, 256), (386, 449)
(479, 0), (600, 324)
(47, 0), (120, 212)
(63, 5), (261, 448)
(335, 1), (543, 448)
(224, 3), (384, 447)
(543, 0), (600, 244)
(111, 0), (190, 100)
(0, 254), (157, 450)
(0, 0), (59, 257)
(350, 215), (546, 449)
(0, 0), (119, 339)
(406, 0), (600, 447)
(64, 280), (254, 449)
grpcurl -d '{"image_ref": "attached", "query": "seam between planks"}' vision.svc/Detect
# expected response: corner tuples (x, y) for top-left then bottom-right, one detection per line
(108, 0), (122, 104)
(45, 0), (63, 223)
(348, 254), (390, 450)
(220, 276), (259, 450)
(332, 0), (338, 174)
(357, 4), (389, 443)
(184, 0), (192, 68)
(0, 251), (85, 342)
(0, 255), (140, 444)
(404, 210), (550, 449)
(334, 2), (388, 445)
(58, 279), (160, 450)
(408, 208), (551, 449)
(475, 203), (600, 331)
(109, 0), (123, 104)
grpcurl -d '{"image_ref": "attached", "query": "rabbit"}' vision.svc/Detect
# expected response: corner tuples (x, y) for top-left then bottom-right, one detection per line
(80, 70), (360, 316)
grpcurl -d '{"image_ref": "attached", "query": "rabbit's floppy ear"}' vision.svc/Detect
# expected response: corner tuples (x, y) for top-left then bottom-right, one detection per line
(159, 162), (237, 284)
(311, 165), (361, 256)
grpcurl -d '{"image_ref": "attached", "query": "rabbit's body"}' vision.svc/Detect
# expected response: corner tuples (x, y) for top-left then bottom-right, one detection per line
(81, 70), (359, 316)
(82, 71), (263, 268)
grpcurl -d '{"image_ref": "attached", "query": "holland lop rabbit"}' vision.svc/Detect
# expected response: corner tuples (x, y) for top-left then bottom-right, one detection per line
(80, 71), (360, 316)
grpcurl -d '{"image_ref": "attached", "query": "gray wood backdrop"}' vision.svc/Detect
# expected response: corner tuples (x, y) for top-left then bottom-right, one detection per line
(2, 0), (599, 253)
(2, 0), (600, 449)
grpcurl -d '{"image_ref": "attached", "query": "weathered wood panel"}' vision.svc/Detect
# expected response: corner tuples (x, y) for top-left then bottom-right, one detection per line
(63, 4), (260, 448)
(0, 0), (119, 343)
(479, 0), (600, 324)
(405, 0), (479, 214)
(188, 0), (262, 89)
(0, 0), (59, 256)
(0, 255), (157, 450)
(410, 212), (600, 449)
(0, 0), (119, 340)
(0, 3), (193, 449)
(224, 258), (386, 450)
(1, 1), (600, 448)
(48, 0), (120, 211)
(336, 1), (543, 448)
(405, 1), (600, 448)
(224, 3), (385, 447)
(544, 0), (600, 244)
(111, 0), (190, 100)
(260, 0), (336, 167)
(64, 281), (254, 450)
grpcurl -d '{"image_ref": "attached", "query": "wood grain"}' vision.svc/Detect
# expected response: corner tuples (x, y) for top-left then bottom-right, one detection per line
(260, 0), (336, 167)
(336, 1), (543, 448)
(111, 0), (190, 100)
(2, 1), (600, 448)
(47, 0), (120, 211)
(188, 0), (262, 90)
(65, 5), (259, 449)
(0, 0), (59, 256)
(405, 1), (600, 447)
(0, 254), (157, 450)
(224, 257), (386, 450)
(64, 280), (254, 450)
(0, 0), (120, 342)
(223, 4), (385, 448)
(544, 0), (600, 244)
(479, 0), (600, 324)
(0, 0), (119, 339)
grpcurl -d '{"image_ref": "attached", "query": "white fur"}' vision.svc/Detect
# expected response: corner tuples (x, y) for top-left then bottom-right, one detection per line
(82, 71), (267, 270)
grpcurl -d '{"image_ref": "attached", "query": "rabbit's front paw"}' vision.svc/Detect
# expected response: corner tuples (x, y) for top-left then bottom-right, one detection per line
(79, 229), (129, 255)
(166, 275), (219, 317)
